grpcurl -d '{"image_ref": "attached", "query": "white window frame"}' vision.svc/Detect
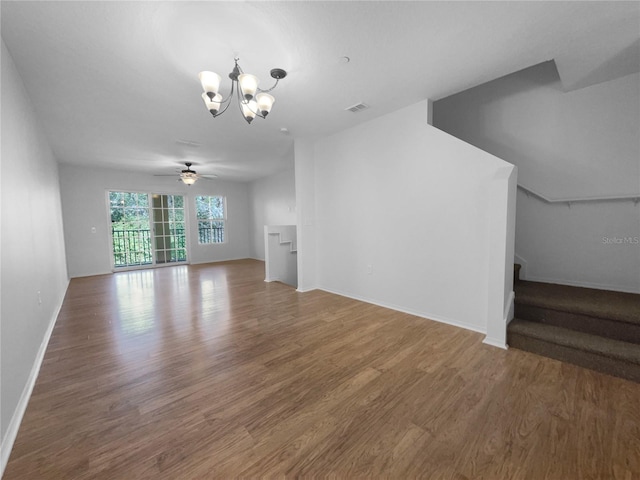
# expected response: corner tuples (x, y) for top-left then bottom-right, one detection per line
(195, 195), (227, 245)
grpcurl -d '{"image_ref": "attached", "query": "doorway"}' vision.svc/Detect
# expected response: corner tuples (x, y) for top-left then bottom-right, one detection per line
(109, 191), (188, 269)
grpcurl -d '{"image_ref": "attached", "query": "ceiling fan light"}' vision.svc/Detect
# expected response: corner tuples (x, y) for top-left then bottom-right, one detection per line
(180, 172), (198, 185)
(201, 92), (222, 115)
(256, 93), (275, 117)
(198, 71), (221, 98)
(238, 73), (258, 100)
(241, 100), (257, 123)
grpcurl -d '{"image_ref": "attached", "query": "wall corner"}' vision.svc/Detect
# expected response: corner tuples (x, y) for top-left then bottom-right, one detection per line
(426, 98), (434, 126)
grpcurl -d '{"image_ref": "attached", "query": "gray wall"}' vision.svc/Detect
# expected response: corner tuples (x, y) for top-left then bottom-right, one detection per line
(434, 62), (640, 292)
(1, 40), (69, 451)
(433, 61), (639, 198)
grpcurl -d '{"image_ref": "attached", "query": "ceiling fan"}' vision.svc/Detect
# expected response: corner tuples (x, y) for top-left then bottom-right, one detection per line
(155, 162), (217, 186)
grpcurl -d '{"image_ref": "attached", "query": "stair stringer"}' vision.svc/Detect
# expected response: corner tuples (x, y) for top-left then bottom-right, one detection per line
(264, 225), (298, 287)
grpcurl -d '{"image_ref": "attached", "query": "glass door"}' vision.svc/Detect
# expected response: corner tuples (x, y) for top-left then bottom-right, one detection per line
(109, 191), (188, 268)
(110, 191), (153, 268)
(151, 194), (187, 264)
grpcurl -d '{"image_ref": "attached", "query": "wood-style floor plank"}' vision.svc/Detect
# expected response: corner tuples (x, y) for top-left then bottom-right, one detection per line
(4, 259), (640, 479)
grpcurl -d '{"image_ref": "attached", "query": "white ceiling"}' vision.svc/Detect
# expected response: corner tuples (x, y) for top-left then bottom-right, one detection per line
(2, 1), (638, 182)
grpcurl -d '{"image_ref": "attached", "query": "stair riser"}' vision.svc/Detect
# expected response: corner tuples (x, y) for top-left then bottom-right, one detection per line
(508, 333), (640, 383)
(515, 303), (640, 345)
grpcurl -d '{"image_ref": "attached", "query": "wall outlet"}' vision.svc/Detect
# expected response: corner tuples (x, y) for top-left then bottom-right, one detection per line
(91, 226), (97, 234)
(37, 290), (42, 305)
(366, 264), (373, 275)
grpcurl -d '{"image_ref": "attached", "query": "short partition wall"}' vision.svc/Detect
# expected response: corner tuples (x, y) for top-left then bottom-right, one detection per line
(294, 100), (517, 340)
(264, 225), (298, 288)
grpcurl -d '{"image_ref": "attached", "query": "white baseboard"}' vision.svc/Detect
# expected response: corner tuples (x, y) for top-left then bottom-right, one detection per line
(317, 286), (486, 335)
(483, 336), (509, 349)
(190, 256), (255, 266)
(70, 269), (111, 278)
(525, 274), (640, 294)
(482, 291), (514, 350)
(295, 286), (317, 293)
(1, 280), (68, 477)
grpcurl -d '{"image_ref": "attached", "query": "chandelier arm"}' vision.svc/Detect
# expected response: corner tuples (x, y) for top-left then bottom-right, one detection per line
(212, 81), (236, 117)
(237, 87), (266, 123)
(214, 79), (237, 105)
(256, 78), (280, 94)
(242, 99), (266, 119)
(236, 84), (250, 122)
(215, 93), (234, 104)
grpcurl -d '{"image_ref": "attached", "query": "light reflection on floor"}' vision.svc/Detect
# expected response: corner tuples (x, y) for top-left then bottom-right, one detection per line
(200, 277), (230, 316)
(111, 265), (233, 350)
(114, 270), (156, 336)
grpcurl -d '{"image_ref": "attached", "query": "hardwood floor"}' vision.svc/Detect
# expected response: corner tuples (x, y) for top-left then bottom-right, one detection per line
(4, 259), (640, 479)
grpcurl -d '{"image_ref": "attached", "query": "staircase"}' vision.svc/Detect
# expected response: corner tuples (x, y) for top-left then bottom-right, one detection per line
(508, 265), (640, 382)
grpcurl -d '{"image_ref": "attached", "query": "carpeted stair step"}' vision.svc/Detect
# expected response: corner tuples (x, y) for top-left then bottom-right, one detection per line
(508, 319), (640, 383)
(515, 281), (640, 344)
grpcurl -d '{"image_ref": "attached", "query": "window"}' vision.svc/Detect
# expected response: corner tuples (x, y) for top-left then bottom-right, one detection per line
(196, 195), (226, 244)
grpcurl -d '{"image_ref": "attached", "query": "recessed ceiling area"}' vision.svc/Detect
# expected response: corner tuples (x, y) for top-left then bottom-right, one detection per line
(1, 1), (638, 182)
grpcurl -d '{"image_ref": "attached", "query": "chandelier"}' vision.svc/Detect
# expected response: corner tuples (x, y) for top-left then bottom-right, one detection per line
(198, 58), (287, 124)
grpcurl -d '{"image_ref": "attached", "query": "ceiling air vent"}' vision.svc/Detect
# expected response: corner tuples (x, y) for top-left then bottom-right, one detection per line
(345, 102), (369, 113)
(175, 139), (201, 148)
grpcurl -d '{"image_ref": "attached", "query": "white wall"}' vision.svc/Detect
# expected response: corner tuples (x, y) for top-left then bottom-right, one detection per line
(434, 61), (640, 292)
(248, 168), (296, 260)
(59, 164), (251, 277)
(300, 100), (514, 334)
(1, 40), (69, 470)
(294, 139), (318, 292)
(485, 167), (518, 348)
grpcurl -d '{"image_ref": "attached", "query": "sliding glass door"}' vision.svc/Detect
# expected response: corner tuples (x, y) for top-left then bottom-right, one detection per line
(109, 191), (187, 269)
(151, 194), (187, 264)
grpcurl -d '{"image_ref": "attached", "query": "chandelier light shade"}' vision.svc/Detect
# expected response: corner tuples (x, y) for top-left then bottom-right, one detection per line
(201, 93), (223, 115)
(238, 73), (258, 100)
(256, 93), (275, 116)
(199, 58), (286, 124)
(198, 71), (222, 97)
(241, 100), (257, 122)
